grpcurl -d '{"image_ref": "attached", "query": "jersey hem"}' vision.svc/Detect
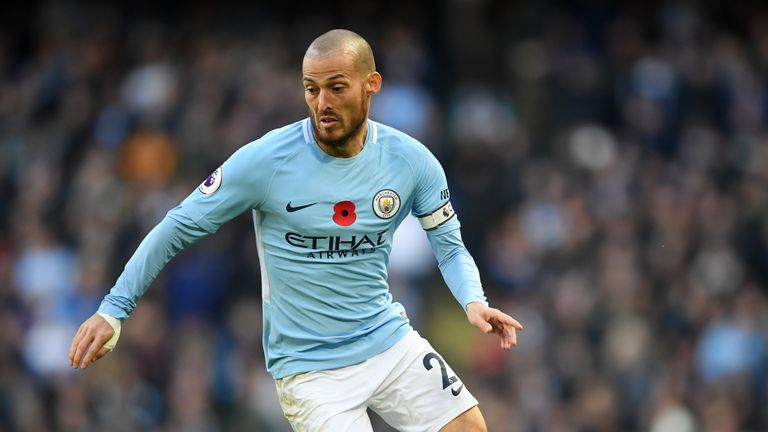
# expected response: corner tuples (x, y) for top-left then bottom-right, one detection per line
(268, 323), (412, 379)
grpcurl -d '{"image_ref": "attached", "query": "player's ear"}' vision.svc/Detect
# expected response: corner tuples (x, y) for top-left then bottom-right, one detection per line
(365, 72), (382, 96)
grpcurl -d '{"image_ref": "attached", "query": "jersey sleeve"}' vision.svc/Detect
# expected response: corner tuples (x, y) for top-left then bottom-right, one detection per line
(411, 147), (460, 234)
(410, 145), (486, 310)
(427, 228), (488, 311)
(98, 211), (209, 319)
(175, 140), (274, 234)
(98, 138), (276, 320)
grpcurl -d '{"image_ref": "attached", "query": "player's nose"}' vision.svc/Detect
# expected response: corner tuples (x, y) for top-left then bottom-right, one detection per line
(317, 89), (334, 112)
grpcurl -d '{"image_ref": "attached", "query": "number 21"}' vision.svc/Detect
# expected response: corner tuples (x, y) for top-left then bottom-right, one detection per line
(423, 352), (464, 396)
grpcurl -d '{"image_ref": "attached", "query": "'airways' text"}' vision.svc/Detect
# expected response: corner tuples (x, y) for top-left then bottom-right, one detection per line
(306, 248), (378, 260)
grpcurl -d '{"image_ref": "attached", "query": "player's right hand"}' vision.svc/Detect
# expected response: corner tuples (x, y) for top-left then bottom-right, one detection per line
(68, 313), (116, 369)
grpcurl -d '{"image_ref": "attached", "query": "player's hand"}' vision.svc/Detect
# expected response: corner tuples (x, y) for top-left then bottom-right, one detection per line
(68, 313), (115, 369)
(466, 302), (524, 350)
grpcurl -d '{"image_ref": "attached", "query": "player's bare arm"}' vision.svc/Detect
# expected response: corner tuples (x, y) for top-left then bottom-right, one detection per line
(466, 302), (524, 350)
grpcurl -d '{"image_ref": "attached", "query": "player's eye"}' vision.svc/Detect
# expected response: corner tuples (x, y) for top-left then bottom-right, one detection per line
(332, 85), (346, 93)
(305, 87), (318, 95)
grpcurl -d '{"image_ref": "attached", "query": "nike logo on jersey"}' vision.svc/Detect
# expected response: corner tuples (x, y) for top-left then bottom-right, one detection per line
(286, 201), (318, 212)
(451, 383), (464, 396)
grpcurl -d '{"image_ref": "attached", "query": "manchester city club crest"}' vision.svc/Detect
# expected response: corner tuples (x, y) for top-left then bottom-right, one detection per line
(372, 189), (401, 219)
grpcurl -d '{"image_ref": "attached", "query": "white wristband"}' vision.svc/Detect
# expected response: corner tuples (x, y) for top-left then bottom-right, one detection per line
(97, 312), (122, 351)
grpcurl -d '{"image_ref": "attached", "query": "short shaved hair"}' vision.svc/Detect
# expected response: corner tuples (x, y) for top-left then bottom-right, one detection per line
(304, 29), (376, 75)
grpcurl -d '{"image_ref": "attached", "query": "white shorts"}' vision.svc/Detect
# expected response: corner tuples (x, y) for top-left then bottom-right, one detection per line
(275, 330), (479, 432)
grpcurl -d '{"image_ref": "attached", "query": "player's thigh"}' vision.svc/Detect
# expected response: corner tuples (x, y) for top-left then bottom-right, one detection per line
(440, 405), (487, 432)
(282, 408), (372, 432)
(275, 370), (374, 432)
(368, 334), (479, 432)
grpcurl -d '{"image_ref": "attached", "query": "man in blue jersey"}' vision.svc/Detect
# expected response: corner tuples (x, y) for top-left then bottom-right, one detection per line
(69, 29), (523, 431)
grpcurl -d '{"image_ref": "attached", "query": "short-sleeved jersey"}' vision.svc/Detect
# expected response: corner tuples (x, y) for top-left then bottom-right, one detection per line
(176, 119), (463, 378)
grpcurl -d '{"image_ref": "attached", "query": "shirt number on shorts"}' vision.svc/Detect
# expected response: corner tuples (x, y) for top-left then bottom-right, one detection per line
(423, 352), (464, 396)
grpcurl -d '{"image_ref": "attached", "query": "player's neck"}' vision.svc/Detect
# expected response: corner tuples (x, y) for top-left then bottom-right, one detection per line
(317, 121), (368, 159)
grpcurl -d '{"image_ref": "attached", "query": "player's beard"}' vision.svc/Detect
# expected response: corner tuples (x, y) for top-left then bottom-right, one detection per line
(310, 92), (369, 149)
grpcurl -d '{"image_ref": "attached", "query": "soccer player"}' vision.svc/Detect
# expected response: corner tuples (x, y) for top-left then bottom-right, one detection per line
(69, 29), (523, 431)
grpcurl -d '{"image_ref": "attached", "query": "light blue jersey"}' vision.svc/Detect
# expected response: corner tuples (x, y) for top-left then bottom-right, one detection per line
(99, 118), (487, 378)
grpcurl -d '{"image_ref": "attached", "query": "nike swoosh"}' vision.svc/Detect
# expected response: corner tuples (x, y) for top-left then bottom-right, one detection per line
(451, 384), (464, 396)
(286, 201), (317, 212)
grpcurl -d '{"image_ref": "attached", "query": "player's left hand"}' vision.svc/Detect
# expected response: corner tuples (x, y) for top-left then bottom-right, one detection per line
(68, 313), (117, 369)
(466, 302), (523, 350)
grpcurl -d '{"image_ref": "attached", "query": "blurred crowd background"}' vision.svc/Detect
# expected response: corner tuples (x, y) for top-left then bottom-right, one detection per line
(1, 0), (768, 431)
